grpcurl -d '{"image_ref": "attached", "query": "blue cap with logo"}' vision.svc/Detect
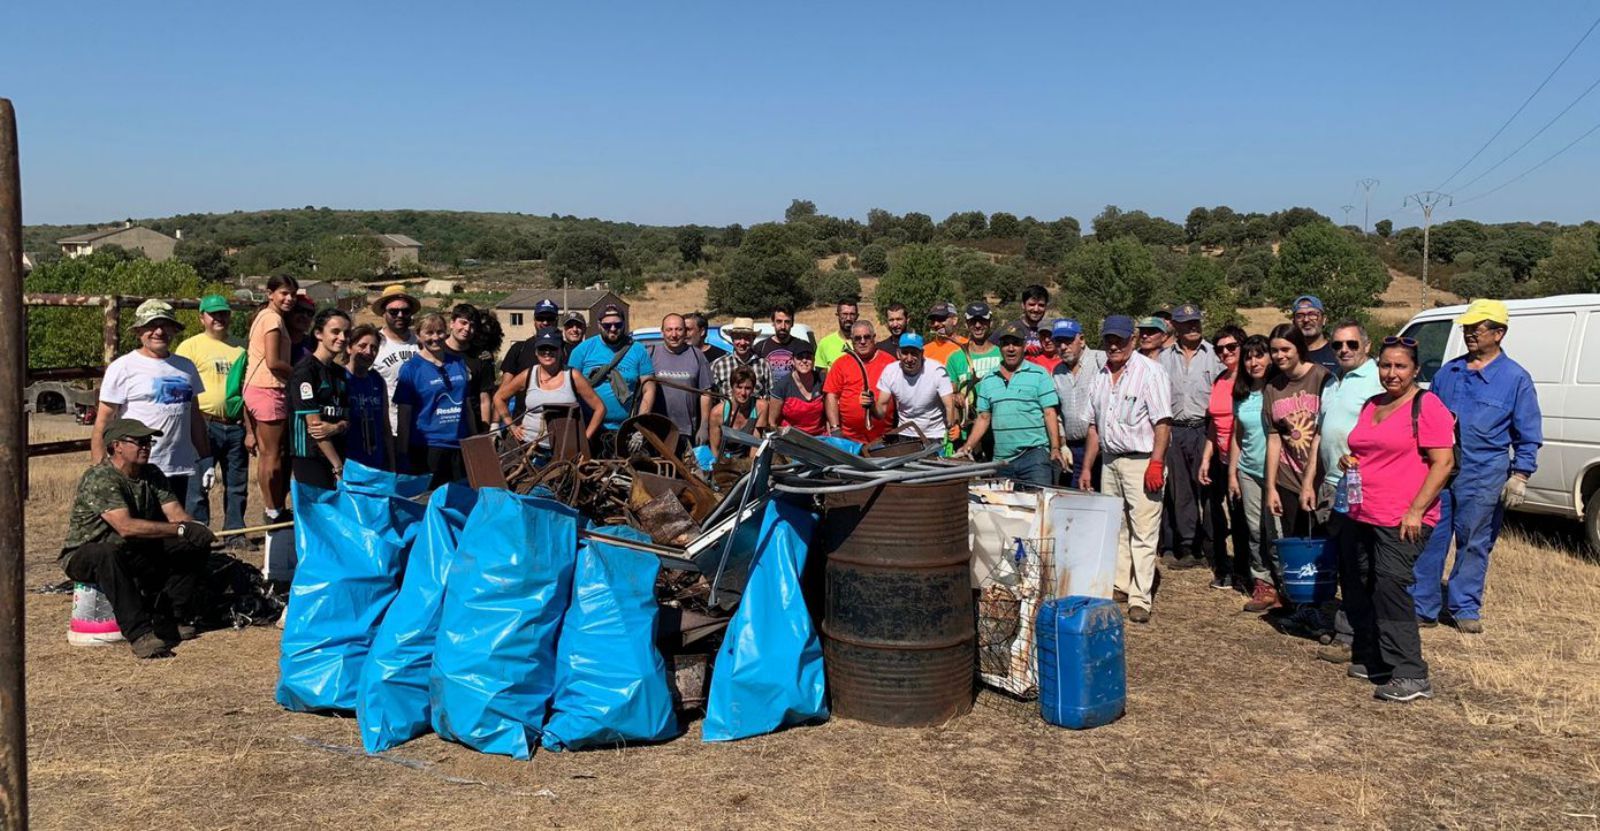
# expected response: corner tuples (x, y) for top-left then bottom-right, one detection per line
(897, 332), (926, 351)
(1101, 315), (1136, 340)
(1050, 318), (1082, 340)
(1172, 303), (1202, 322)
(534, 327), (563, 349)
(534, 299), (560, 316)
(1292, 295), (1325, 313)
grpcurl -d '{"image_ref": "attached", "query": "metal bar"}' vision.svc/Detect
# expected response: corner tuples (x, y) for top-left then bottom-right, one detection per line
(102, 296), (118, 366)
(0, 96), (32, 831)
(23, 366), (104, 382)
(24, 439), (91, 457)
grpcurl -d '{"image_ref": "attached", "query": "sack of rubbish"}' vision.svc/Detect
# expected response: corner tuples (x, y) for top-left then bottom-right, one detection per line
(541, 525), (680, 751)
(429, 488), (578, 760)
(357, 483), (479, 753)
(276, 462), (430, 713)
(702, 498), (827, 742)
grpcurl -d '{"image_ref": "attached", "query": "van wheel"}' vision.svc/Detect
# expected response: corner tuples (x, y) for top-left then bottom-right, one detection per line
(1587, 490), (1600, 557)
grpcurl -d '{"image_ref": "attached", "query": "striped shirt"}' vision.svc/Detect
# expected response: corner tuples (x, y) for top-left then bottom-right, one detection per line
(1087, 352), (1173, 456)
(710, 350), (773, 400)
(1052, 348), (1106, 442)
(975, 362), (1059, 460)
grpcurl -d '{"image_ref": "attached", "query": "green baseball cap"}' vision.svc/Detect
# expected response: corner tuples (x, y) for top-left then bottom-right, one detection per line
(102, 417), (162, 445)
(131, 299), (182, 329)
(198, 294), (231, 314)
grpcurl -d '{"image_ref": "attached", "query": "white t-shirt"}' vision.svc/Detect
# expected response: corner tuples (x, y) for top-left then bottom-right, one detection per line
(373, 332), (420, 436)
(99, 351), (204, 476)
(876, 359), (954, 438)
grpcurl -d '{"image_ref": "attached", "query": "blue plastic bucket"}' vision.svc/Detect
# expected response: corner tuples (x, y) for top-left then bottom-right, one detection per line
(1275, 537), (1337, 605)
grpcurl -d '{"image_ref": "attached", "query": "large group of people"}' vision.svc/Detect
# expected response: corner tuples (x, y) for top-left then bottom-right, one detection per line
(62, 281), (1543, 701)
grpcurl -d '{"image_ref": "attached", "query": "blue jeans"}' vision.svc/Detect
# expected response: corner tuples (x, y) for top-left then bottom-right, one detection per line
(1411, 474), (1506, 621)
(998, 446), (1054, 488)
(186, 421), (248, 530)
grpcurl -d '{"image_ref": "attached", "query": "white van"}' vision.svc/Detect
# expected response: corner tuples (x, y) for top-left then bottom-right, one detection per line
(1398, 294), (1600, 552)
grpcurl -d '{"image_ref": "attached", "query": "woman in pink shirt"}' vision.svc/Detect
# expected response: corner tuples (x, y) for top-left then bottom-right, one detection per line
(1338, 337), (1455, 703)
(1198, 325), (1246, 591)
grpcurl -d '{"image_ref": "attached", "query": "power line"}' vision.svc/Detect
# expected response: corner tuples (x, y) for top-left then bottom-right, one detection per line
(1457, 115), (1600, 205)
(1454, 72), (1600, 193)
(1433, 11), (1600, 191)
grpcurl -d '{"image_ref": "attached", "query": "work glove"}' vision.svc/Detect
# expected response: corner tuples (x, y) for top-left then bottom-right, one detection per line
(177, 520), (217, 550)
(201, 466), (215, 491)
(1143, 459), (1166, 493)
(1501, 476), (1527, 509)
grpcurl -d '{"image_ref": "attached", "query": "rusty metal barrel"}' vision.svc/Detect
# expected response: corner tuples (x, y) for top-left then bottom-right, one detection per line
(820, 480), (974, 726)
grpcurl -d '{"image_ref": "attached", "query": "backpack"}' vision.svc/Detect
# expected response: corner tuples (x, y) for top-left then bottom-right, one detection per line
(223, 353), (248, 421)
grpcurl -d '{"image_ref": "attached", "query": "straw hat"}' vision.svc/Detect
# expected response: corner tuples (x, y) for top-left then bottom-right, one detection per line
(370, 284), (420, 316)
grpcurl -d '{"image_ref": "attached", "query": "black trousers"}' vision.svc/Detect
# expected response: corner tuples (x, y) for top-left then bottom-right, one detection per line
(62, 537), (209, 642)
(291, 456), (337, 491)
(1201, 454), (1249, 584)
(1351, 522), (1432, 679)
(1160, 423), (1208, 556)
(408, 444), (466, 489)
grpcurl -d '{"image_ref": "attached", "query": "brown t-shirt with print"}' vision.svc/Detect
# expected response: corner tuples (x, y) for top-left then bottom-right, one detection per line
(1262, 364), (1330, 493)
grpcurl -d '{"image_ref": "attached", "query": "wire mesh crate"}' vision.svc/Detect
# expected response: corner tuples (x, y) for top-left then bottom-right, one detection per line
(975, 536), (1056, 700)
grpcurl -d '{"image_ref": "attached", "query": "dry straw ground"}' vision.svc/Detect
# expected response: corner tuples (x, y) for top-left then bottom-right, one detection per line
(19, 409), (1600, 829)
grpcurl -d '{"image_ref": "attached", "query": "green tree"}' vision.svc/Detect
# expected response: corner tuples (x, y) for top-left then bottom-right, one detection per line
(1059, 236), (1161, 321)
(1531, 227), (1600, 294)
(784, 198), (818, 223)
(810, 268), (862, 306)
(548, 230), (621, 284)
(1227, 246), (1276, 305)
(1024, 227), (1065, 266)
(313, 234), (387, 281)
(1175, 255), (1240, 327)
(874, 245), (957, 324)
(720, 223), (745, 248)
(901, 212), (936, 244)
(988, 212), (1022, 239)
(174, 239), (233, 284)
(1267, 222), (1389, 321)
(1374, 219), (1393, 239)
(707, 223), (814, 315)
(952, 252), (997, 303)
(26, 253), (206, 369)
(1185, 207), (1211, 243)
(858, 242), (890, 276)
(676, 227), (705, 263)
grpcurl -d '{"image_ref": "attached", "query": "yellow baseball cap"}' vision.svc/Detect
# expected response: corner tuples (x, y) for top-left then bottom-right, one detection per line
(1455, 299), (1509, 327)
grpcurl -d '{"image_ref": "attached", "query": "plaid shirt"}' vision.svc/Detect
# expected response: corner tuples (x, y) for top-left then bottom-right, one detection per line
(711, 350), (773, 400)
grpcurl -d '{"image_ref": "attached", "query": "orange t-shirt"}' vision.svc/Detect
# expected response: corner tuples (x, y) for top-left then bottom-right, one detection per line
(822, 349), (897, 443)
(923, 336), (967, 367)
(246, 306), (289, 389)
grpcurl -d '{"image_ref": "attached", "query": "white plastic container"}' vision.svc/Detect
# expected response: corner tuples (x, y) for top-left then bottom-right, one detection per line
(1047, 490), (1123, 599)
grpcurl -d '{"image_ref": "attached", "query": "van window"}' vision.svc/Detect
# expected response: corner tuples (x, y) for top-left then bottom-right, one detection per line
(1505, 313), (1574, 384)
(1402, 319), (1453, 383)
(1578, 314), (1600, 384)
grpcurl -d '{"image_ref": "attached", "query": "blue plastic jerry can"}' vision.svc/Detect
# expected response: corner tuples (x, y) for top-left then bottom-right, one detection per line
(1036, 596), (1126, 729)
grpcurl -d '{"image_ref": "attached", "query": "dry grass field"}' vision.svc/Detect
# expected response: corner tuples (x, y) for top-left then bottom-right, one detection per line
(18, 409), (1600, 828)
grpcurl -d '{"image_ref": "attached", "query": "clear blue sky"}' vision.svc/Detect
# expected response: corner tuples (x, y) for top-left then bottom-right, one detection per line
(7, 0), (1600, 230)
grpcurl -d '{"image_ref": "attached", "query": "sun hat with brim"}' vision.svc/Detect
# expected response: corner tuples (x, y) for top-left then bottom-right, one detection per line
(370, 284), (420, 316)
(103, 417), (162, 445)
(1456, 299), (1510, 327)
(132, 299), (182, 329)
(1136, 316), (1171, 334)
(898, 332), (926, 351)
(198, 294), (231, 314)
(725, 317), (758, 335)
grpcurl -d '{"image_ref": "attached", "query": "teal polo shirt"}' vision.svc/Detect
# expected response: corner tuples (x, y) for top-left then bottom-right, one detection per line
(1318, 358), (1384, 487)
(976, 361), (1060, 460)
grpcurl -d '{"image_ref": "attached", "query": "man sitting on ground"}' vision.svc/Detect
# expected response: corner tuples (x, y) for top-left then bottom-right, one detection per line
(60, 418), (216, 659)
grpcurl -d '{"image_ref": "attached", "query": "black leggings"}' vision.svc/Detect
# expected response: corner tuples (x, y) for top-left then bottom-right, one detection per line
(409, 444), (466, 488)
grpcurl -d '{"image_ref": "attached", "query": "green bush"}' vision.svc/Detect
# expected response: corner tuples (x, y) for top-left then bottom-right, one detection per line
(707, 223), (814, 315)
(26, 252), (209, 369)
(874, 245), (957, 324)
(1267, 223), (1389, 323)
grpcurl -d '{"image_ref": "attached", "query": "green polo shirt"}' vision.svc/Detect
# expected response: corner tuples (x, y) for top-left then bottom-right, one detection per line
(976, 362), (1059, 460)
(1318, 358), (1384, 487)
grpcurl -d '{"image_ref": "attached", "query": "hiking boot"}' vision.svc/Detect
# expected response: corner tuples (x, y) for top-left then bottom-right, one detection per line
(1417, 617), (1438, 628)
(1374, 676), (1434, 702)
(1127, 606), (1151, 624)
(1317, 642), (1352, 664)
(1348, 663), (1390, 682)
(1209, 575), (1234, 591)
(176, 624), (200, 641)
(1243, 580), (1281, 613)
(129, 633), (175, 660)
(1113, 590), (1129, 603)
(1172, 554), (1203, 570)
(1456, 618), (1483, 634)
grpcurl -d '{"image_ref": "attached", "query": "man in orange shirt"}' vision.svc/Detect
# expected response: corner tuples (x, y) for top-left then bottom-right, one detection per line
(823, 321), (896, 444)
(922, 302), (966, 367)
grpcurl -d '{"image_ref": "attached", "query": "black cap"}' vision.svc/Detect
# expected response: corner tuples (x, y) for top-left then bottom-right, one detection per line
(791, 341), (816, 359)
(965, 301), (992, 320)
(103, 418), (162, 445)
(534, 328), (563, 349)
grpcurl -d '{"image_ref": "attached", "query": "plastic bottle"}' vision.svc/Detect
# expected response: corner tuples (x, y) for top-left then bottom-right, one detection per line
(1345, 464), (1363, 506)
(1333, 475), (1350, 514)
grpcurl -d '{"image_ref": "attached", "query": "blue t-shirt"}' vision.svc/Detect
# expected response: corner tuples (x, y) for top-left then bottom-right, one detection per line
(1233, 389), (1269, 479)
(344, 368), (390, 470)
(393, 352), (472, 449)
(568, 336), (655, 431)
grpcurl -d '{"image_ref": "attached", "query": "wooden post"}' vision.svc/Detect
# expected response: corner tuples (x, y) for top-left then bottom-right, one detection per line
(0, 96), (32, 830)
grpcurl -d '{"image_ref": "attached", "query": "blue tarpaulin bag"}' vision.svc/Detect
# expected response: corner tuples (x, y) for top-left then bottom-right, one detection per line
(429, 488), (578, 760)
(275, 462), (430, 713)
(357, 483), (479, 753)
(541, 525), (679, 751)
(702, 498), (827, 742)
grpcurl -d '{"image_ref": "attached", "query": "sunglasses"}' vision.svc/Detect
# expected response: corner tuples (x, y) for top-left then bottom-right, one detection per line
(599, 322), (624, 331)
(535, 346), (559, 356)
(563, 320), (585, 328)
(851, 335), (875, 342)
(118, 437), (155, 449)
(1333, 339), (1363, 351)
(385, 307), (413, 318)
(1382, 336), (1418, 348)
(1216, 342), (1240, 353)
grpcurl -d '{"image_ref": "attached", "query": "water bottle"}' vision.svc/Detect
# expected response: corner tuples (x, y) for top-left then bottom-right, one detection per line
(1333, 475), (1350, 514)
(1345, 465), (1363, 506)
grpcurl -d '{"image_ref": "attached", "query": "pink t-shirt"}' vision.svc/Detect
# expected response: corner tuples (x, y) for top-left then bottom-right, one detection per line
(1206, 374), (1236, 461)
(1345, 392), (1455, 528)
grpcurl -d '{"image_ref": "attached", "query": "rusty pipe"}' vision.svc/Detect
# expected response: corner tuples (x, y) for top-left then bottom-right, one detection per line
(0, 97), (31, 831)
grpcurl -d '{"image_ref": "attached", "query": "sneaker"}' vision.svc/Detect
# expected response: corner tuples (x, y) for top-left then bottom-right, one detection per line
(1456, 618), (1483, 634)
(1317, 642), (1352, 664)
(1417, 617), (1438, 628)
(1374, 677), (1434, 702)
(1243, 580), (1281, 613)
(1113, 590), (1129, 603)
(1127, 606), (1151, 624)
(129, 633), (176, 660)
(1348, 663), (1391, 682)
(1208, 575), (1234, 591)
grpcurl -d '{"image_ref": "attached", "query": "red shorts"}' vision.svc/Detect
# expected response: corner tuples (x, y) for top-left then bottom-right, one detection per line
(244, 386), (287, 422)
